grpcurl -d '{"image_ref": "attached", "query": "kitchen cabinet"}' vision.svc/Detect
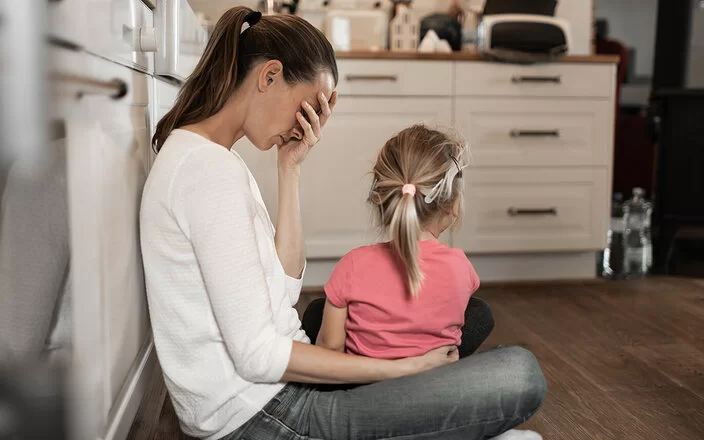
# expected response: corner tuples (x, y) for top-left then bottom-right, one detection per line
(453, 59), (615, 258)
(285, 56), (617, 285)
(40, 1), (205, 438)
(55, 48), (153, 440)
(237, 96), (453, 258)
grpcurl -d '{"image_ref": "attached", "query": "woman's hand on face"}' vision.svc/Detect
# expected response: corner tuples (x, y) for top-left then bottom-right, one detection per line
(399, 345), (459, 376)
(278, 91), (337, 171)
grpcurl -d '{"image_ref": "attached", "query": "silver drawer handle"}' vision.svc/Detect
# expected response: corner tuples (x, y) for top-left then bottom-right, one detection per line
(510, 129), (560, 138)
(346, 74), (398, 82)
(50, 72), (128, 100)
(507, 207), (558, 217)
(511, 75), (562, 84)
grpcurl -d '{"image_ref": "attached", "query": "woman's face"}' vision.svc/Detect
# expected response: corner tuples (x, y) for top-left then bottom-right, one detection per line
(245, 61), (336, 150)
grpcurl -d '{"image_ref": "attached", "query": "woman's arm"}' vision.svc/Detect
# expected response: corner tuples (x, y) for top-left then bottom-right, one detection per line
(316, 299), (347, 352)
(274, 167), (305, 277)
(274, 92), (337, 278)
(283, 341), (458, 384)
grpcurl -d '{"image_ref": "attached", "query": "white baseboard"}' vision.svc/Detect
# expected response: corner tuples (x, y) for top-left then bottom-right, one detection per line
(103, 335), (157, 440)
(303, 252), (598, 288)
(468, 252), (598, 282)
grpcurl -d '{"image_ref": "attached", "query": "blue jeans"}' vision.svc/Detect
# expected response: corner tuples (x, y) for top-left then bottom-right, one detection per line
(223, 346), (546, 440)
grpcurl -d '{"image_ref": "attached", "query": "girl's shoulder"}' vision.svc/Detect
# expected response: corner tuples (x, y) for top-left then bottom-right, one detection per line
(424, 242), (480, 290)
(343, 242), (394, 264)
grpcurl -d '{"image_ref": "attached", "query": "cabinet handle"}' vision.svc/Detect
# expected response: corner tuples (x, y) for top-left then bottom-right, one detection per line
(511, 75), (562, 84)
(510, 129), (560, 138)
(50, 72), (128, 100)
(346, 74), (398, 82)
(507, 207), (558, 217)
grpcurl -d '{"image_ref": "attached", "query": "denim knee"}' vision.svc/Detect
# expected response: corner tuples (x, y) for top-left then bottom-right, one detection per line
(501, 346), (547, 414)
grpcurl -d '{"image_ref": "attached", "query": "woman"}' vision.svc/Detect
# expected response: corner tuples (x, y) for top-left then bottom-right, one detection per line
(141, 7), (546, 440)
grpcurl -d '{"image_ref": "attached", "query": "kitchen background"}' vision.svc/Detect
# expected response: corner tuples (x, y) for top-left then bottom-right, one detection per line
(0, 1), (702, 439)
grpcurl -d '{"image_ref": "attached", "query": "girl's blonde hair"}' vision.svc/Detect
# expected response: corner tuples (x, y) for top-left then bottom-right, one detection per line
(368, 125), (469, 297)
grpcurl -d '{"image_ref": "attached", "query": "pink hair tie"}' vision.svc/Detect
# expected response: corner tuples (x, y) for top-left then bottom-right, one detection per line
(402, 184), (416, 196)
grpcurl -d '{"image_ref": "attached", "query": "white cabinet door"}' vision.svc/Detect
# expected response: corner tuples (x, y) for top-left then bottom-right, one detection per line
(235, 97), (453, 258)
(48, 0), (88, 48)
(65, 54), (151, 440)
(84, 0), (155, 73)
(454, 98), (613, 167)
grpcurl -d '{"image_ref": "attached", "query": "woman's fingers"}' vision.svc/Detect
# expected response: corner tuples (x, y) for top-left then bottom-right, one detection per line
(296, 111), (318, 146)
(318, 91), (338, 128)
(329, 91), (338, 112)
(302, 100), (322, 138)
(318, 92), (332, 125)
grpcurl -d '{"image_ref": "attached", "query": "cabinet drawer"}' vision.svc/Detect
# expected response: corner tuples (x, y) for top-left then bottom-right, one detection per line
(336, 60), (453, 96)
(454, 168), (608, 253)
(455, 98), (614, 167)
(455, 62), (615, 98)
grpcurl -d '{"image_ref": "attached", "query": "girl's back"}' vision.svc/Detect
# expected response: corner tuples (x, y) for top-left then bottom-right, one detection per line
(325, 239), (479, 359)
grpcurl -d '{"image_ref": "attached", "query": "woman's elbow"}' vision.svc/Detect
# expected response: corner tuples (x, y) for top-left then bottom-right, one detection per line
(237, 340), (291, 383)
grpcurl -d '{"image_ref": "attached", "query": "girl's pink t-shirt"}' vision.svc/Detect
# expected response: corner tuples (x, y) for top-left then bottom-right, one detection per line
(324, 240), (480, 359)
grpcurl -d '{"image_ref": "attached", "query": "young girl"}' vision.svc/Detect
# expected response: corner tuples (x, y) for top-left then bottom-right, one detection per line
(316, 124), (478, 359)
(315, 125), (543, 440)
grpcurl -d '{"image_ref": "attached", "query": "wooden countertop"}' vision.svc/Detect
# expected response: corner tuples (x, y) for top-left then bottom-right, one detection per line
(335, 50), (619, 64)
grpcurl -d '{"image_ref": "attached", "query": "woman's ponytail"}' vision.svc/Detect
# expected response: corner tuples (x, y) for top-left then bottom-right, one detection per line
(152, 7), (253, 151)
(389, 185), (423, 297)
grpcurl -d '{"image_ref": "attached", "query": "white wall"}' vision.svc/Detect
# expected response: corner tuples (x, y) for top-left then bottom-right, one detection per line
(595, 0), (658, 78)
(555, 0), (594, 55)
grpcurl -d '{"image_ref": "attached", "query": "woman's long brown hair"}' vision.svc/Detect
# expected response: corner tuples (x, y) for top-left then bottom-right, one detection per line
(152, 7), (338, 152)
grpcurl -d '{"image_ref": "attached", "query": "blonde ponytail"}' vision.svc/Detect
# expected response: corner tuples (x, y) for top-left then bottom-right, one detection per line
(390, 188), (424, 296)
(369, 125), (469, 298)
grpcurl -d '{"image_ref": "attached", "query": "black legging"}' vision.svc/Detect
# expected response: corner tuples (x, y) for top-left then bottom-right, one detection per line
(301, 296), (494, 358)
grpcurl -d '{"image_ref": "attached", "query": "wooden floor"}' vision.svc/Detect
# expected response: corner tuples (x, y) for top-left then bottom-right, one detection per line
(128, 277), (704, 440)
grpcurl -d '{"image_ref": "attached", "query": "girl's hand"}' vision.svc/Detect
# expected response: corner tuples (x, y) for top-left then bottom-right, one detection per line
(399, 345), (459, 375)
(278, 91), (338, 171)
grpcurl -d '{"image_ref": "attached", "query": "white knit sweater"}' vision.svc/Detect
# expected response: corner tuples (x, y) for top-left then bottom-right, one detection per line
(140, 129), (309, 439)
